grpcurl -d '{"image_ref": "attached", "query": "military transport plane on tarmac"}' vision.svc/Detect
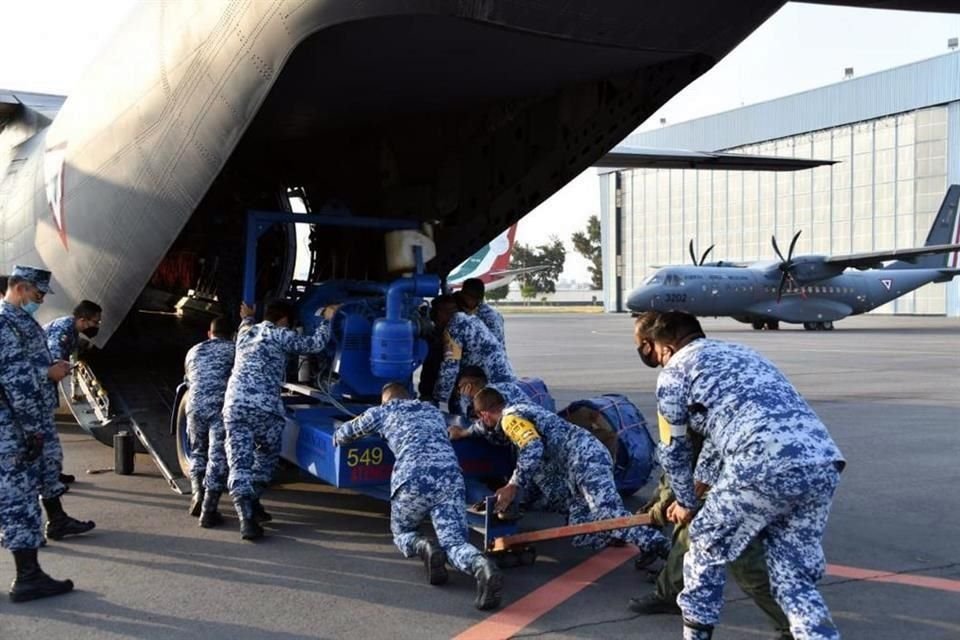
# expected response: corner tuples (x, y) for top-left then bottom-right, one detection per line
(627, 186), (960, 330)
(2, 1), (955, 489)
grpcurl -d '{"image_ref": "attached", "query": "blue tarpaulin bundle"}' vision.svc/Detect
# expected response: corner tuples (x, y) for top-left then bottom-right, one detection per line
(559, 394), (656, 496)
(516, 377), (556, 412)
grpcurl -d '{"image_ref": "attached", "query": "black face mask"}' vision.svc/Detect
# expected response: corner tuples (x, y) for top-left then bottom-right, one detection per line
(637, 340), (659, 368)
(81, 326), (99, 338)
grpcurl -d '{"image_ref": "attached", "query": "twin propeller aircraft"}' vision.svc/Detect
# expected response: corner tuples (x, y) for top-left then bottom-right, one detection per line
(627, 186), (960, 330)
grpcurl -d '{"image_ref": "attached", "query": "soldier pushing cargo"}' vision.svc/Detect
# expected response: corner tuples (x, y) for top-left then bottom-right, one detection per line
(334, 383), (503, 611)
(638, 311), (845, 640)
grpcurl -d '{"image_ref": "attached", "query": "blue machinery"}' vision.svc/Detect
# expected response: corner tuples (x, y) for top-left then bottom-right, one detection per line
(240, 210), (520, 549)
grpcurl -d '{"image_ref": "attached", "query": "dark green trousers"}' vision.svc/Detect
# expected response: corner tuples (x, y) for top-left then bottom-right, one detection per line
(656, 520), (791, 636)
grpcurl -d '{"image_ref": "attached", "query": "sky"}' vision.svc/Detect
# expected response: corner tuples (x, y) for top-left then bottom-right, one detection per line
(2, 2), (959, 283)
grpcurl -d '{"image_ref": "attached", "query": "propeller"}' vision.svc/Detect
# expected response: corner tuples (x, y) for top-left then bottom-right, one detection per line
(772, 230), (803, 302)
(688, 239), (716, 266)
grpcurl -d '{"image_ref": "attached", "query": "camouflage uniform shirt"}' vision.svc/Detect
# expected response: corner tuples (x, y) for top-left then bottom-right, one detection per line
(334, 399), (461, 496)
(43, 316), (78, 362)
(656, 338), (845, 509)
(434, 312), (514, 405)
(184, 337), (235, 419)
(475, 303), (505, 344)
(223, 318), (331, 418)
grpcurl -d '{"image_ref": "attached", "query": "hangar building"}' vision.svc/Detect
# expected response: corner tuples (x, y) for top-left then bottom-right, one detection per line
(600, 51), (960, 316)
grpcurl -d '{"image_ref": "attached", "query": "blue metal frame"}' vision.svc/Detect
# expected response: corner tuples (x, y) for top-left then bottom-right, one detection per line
(242, 208), (421, 304)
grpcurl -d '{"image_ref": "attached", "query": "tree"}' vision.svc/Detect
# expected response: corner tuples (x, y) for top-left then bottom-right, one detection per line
(485, 284), (509, 301)
(571, 214), (602, 289)
(512, 236), (566, 295)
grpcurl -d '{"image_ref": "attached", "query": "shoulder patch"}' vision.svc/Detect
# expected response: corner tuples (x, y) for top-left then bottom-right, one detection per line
(443, 330), (462, 361)
(658, 412), (672, 445)
(501, 415), (540, 448)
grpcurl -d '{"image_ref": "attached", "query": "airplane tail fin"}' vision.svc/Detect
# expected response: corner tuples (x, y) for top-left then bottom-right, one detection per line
(447, 223), (518, 286)
(886, 185), (960, 270)
(490, 224), (518, 274)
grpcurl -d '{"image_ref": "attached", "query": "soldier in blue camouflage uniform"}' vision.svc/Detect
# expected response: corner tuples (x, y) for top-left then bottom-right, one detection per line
(473, 388), (670, 560)
(448, 366), (551, 440)
(183, 317), (235, 527)
(223, 300), (335, 540)
(457, 278), (505, 344)
(21, 283), (97, 542)
(1, 266), (74, 602)
(334, 383), (503, 610)
(431, 296), (515, 410)
(43, 299), (102, 487)
(643, 312), (844, 640)
(629, 313), (792, 639)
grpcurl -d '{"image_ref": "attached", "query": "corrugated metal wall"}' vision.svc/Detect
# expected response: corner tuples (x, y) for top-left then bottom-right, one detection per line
(602, 51), (960, 316)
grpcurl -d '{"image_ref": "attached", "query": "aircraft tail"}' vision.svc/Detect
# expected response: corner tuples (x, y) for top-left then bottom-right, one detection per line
(886, 184), (960, 270)
(447, 224), (518, 286)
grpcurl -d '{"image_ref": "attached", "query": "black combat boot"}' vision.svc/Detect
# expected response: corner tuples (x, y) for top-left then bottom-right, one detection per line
(414, 537), (448, 585)
(199, 490), (224, 528)
(43, 496), (95, 541)
(236, 498), (264, 541)
(470, 555), (503, 611)
(683, 619), (714, 640)
(59, 472), (75, 484)
(633, 538), (670, 571)
(627, 592), (681, 615)
(9, 548), (74, 603)
(188, 476), (205, 517)
(252, 498), (272, 524)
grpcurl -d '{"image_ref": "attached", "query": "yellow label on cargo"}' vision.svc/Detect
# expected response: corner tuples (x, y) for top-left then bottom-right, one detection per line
(658, 412), (672, 445)
(442, 330), (462, 361)
(502, 415), (540, 448)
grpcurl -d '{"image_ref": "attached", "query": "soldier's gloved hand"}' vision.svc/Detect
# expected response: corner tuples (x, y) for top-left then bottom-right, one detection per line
(23, 433), (44, 462)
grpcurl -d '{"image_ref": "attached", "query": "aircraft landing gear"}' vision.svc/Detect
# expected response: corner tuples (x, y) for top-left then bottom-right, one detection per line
(751, 321), (764, 330)
(803, 321), (835, 331)
(765, 320), (780, 330)
(752, 320), (779, 330)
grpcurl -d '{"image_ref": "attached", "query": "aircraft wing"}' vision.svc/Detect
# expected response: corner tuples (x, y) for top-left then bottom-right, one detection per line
(0, 89), (66, 123)
(596, 145), (836, 172)
(488, 265), (550, 278)
(823, 243), (960, 270)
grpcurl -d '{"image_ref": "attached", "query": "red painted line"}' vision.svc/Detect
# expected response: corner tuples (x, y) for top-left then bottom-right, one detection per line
(827, 564), (960, 593)
(453, 546), (638, 640)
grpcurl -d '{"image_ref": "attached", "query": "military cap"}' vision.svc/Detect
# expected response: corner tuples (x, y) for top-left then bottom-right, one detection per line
(11, 265), (54, 294)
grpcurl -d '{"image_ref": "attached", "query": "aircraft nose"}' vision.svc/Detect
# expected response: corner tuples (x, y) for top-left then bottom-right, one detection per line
(626, 287), (652, 311)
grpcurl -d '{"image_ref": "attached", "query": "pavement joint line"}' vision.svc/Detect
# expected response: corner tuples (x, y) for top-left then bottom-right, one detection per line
(453, 551), (960, 639)
(825, 562), (960, 593)
(452, 546), (638, 640)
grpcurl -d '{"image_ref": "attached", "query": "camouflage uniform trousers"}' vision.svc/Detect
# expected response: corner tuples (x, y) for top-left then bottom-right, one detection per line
(681, 462), (841, 640)
(38, 415), (66, 500)
(187, 410), (228, 492)
(564, 437), (668, 553)
(645, 474), (790, 636)
(391, 473), (482, 574)
(0, 428), (43, 551)
(224, 408), (285, 503)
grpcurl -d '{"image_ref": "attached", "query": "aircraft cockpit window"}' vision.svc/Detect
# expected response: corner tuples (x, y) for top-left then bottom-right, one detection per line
(662, 274), (684, 287)
(644, 274), (661, 285)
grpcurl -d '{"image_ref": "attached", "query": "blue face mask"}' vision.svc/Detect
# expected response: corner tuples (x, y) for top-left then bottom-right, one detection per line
(21, 301), (40, 316)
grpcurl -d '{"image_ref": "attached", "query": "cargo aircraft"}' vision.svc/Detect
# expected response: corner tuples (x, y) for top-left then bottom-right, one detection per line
(626, 186), (960, 330)
(2, 1), (953, 488)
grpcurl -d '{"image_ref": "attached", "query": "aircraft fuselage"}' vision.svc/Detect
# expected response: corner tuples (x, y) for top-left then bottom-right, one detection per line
(627, 265), (952, 325)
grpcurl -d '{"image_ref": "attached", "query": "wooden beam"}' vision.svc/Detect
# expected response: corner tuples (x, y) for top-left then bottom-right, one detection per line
(490, 513), (652, 551)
